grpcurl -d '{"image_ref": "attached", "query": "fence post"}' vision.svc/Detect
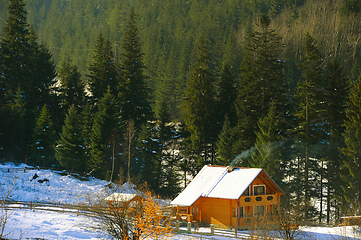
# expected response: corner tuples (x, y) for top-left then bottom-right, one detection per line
(175, 220), (180, 233)
(210, 224), (214, 235)
(187, 222), (191, 234)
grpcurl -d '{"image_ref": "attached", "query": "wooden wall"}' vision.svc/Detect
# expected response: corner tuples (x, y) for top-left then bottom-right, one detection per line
(189, 175), (283, 228)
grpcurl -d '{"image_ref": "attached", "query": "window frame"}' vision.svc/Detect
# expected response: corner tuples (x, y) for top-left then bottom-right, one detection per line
(253, 184), (266, 196)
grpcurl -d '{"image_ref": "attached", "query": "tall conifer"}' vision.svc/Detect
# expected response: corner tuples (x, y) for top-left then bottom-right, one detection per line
(216, 116), (234, 166)
(323, 59), (349, 223)
(0, 0), (56, 160)
(31, 105), (56, 168)
(251, 105), (284, 185)
(88, 34), (117, 103)
(181, 36), (216, 173)
(117, 9), (152, 129)
(55, 105), (86, 174)
(294, 31), (325, 221)
(233, 14), (287, 162)
(340, 78), (361, 210)
(58, 57), (86, 112)
(89, 88), (121, 179)
(217, 63), (237, 127)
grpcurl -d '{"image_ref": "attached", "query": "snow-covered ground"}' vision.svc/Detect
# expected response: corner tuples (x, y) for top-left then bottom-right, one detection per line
(0, 162), (360, 239)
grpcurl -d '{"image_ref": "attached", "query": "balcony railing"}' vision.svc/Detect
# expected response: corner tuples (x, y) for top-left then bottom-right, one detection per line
(239, 194), (279, 206)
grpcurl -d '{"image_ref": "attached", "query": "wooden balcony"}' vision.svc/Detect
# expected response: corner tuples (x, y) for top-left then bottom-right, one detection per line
(239, 194), (280, 206)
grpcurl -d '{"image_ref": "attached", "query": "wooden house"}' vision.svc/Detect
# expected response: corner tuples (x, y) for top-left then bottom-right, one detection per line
(171, 165), (284, 228)
(105, 193), (143, 210)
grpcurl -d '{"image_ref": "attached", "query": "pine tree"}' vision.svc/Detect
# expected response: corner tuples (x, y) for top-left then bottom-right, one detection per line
(89, 88), (121, 179)
(55, 105), (86, 174)
(216, 63), (237, 127)
(1, 89), (26, 161)
(156, 100), (181, 197)
(88, 33), (117, 103)
(251, 105), (284, 185)
(241, 14), (287, 122)
(216, 116), (234, 166)
(0, 0), (56, 160)
(31, 105), (56, 168)
(181, 36), (217, 173)
(233, 14), (288, 163)
(323, 59), (349, 223)
(58, 57), (86, 112)
(80, 102), (93, 172)
(340, 78), (361, 210)
(294, 31), (325, 221)
(118, 9), (152, 129)
(122, 119), (137, 183)
(133, 123), (160, 192)
(27, 26), (57, 114)
(0, 0), (30, 97)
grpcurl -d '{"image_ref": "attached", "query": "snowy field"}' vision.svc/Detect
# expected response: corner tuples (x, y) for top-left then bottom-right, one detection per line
(1, 162), (360, 239)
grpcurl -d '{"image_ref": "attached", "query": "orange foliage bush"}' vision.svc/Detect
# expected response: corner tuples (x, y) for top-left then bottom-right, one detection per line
(134, 191), (173, 240)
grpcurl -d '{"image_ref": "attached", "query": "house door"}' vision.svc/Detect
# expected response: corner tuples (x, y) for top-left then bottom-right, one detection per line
(192, 205), (200, 221)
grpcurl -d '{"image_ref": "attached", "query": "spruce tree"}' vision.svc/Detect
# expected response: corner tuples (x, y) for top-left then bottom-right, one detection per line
(233, 14), (287, 163)
(294, 31), (325, 221)
(216, 116), (234, 166)
(27, 26), (57, 114)
(340, 78), (361, 210)
(58, 57), (86, 112)
(156, 100), (181, 197)
(1, 89), (26, 161)
(88, 33), (117, 103)
(0, 0), (30, 97)
(0, 0), (56, 160)
(217, 63), (237, 127)
(31, 105), (56, 168)
(239, 14), (287, 123)
(55, 105), (86, 174)
(323, 59), (349, 223)
(117, 9), (152, 129)
(181, 36), (217, 173)
(89, 88), (121, 179)
(232, 52), (258, 163)
(250, 105), (284, 185)
(133, 122), (160, 192)
(81, 102), (93, 172)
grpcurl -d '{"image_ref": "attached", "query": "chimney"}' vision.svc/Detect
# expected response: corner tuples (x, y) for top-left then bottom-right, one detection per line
(228, 165), (235, 172)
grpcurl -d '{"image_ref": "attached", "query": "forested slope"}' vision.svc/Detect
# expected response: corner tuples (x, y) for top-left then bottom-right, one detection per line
(2, 0), (361, 224)
(1, 0), (361, 116)
(0, 0), (301, 116)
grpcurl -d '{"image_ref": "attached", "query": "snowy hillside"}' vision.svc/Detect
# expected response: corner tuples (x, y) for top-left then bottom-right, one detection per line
(1, 162), (361, 240)
(0, 162), (111, 205)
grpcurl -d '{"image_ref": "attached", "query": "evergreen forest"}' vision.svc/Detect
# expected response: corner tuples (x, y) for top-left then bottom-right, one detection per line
(1, 0), (361, 224)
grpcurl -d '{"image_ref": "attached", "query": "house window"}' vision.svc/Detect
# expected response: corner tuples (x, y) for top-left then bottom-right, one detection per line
(253, 206), (264, 216)
(233, 207), (244, 217)
(253, 185), (265, 195)
(192, 206), (198, 218)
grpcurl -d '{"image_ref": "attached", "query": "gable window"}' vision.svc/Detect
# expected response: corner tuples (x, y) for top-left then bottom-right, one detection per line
(253, 185), (265, 195)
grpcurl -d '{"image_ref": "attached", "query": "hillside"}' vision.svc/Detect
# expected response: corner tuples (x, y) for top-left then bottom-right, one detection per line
(1, 0), (360, 115)
(0, 0), (299, 115)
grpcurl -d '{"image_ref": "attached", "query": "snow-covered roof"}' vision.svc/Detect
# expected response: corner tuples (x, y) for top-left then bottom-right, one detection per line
(171, 165), (280, 206)
(104, 193), (139, 202)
